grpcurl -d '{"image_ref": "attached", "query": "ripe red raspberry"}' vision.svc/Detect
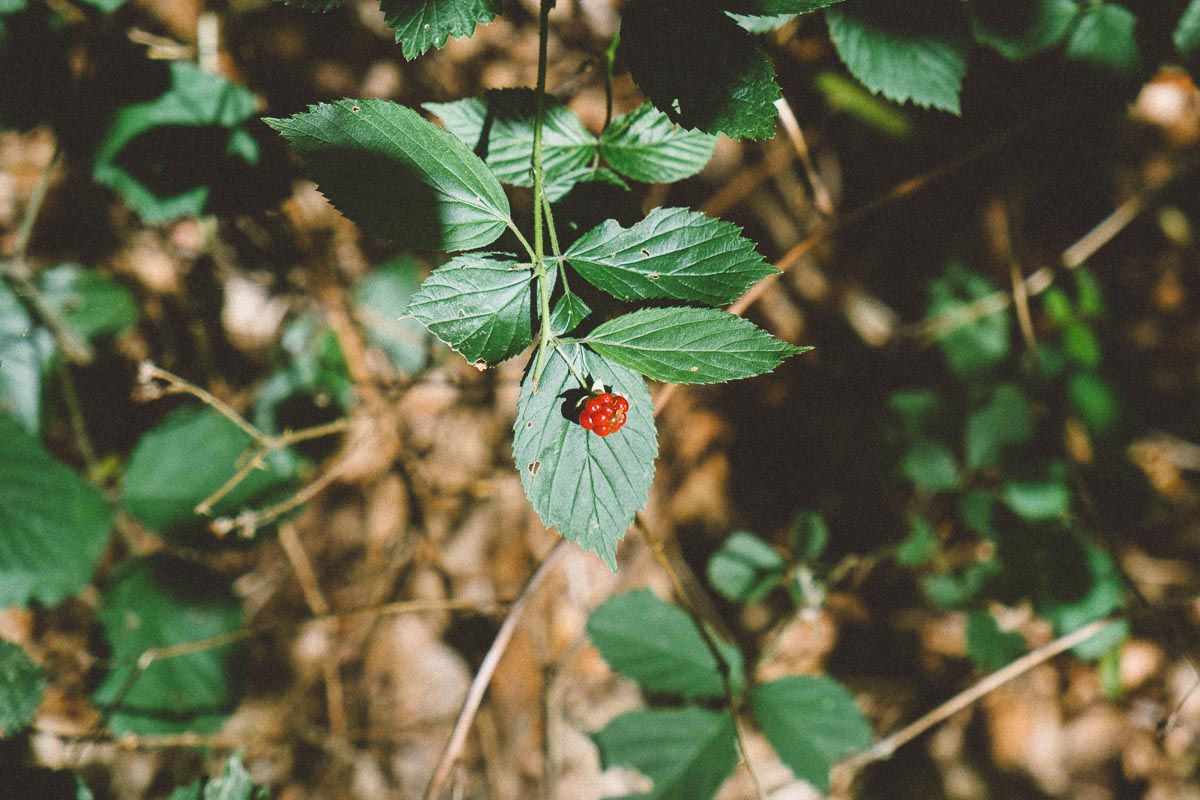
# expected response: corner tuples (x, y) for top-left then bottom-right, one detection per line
(578, 391), (628, 437)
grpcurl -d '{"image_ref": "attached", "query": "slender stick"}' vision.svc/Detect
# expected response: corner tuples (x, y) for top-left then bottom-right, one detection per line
(529, 0), (555, 388)
(423, 540), (565, 800)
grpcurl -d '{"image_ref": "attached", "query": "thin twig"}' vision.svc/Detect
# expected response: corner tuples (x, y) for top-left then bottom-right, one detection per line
(423, 539), (565, 800)
(774, 97), (835, 216)
(836, 618), (1116, 777)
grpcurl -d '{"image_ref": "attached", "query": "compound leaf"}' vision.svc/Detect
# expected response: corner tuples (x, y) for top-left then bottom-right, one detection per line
(751, 676), (872, 793)
(551, 293), (591, 336)
(404, 254), (536, 367)
(594, 707), (738, 800)
(426, 89), (597, 200)
(513, 344), (657, 568)
(620, 0), (780, 139)
(587, 589), (743, 699)
(707, 531), (786, 602)
(0, 414), (111, 607)
(584, 307), (806, 384)
(826, 0), (970, 114)
(0, 639), (45, 738)
(92, 556), (244, 734)
(565, 207), (775, 306)
(265, 98), (511, 252)
(380, 0), (501, 60)
(599, 103), (717, 183)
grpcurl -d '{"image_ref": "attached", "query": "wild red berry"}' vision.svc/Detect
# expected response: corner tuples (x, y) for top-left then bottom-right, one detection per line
(578, 390), (627, 436)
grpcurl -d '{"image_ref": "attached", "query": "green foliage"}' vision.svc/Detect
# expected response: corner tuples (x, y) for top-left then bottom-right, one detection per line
(93, 61), (264, 223)
(512, 343), (657, 568)
(584, 307), (807, 384)
(550, 293), (591, 336)
(121, 407), (298, 537)
(968, 0), (1076, 60)
(1065, 4), (1142, 77)
(750, 676), (872, 793)
(0, 280), (53, 433)
(790, 510), (830, 561)
(426, 90), (597, 201)
(0, 639), (45, 738)
(965, 610), (1025, 670)
(593, 707), (739, 800)
(901, 439), (960, 492)
(598, 103), (717, 184)
(380, 0), (500, 60)
(404, 254), (537, 367)
(928, 265), (1010, 377)
(724, 0), (843, 12)
(167, 754), (268, 800)
(825, 0), (970, 114)
(1175, 0), (1200, 76)
(264, 99), (512, 251)
(964, 384), (1033, 471)
(896, 517), (938, 567)
(587, 589), (744, 698)
(278, 0), (343, 11)
(78, 0), (127, 11)
(813, 71), (913, 138)
(1002, 460), (1070, 521)
(565, 208), (776, 306)
(353, 256), (431, 377)
(253, 313), (353, 434)
(620, 0), (781, 139)
(0, 414), (112, 607)
(92, 556), (245, 734)
(706, 531), (786, 602)
(39, 264), (138, 342)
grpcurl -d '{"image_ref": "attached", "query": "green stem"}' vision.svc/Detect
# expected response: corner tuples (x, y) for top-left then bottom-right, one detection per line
(552, 341), (587, 386)
(602, 27), (620, 133)
(530, 0), (555, 388)
(506, 220), (537, 262)
(541, 193), (571, 296)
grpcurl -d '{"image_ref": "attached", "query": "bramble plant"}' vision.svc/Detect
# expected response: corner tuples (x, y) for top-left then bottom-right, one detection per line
(4, 0), (1200, 796)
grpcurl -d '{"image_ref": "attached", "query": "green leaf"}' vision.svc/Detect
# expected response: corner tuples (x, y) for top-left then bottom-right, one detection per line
(896, 517), (938, 567)
(964, 384), (1033, 470)
(0, 415), (111, 607)
(264, 98), (511, 252)
(39, 264), (138, 342)
(968, 0), (1076, 60)
(900, 440), (960, 492)
(353, 256), (430, 376)
(620, 0), (780, 139)
(0, 1), (27, 14)
(826, 0), (970, 114)
(593, 707), (738, 800)
(0, 639), (45, 738)
(551, 293), (591, 336)
(565, 207), (776, 306)
(587, 588), (743, 698)
(751, 676), (872, 793)
(77, 0), (127, 11)
(814, 71), (914, 138)
(707, 531), (786, 602)
(1066, 4), (1142, 76)
(278, 0), (343, 11)
(965, 610), (1026, 670)
(599, 103), (717, 184)
(1068, 372), (1118, 435)
(927, 265), (1010, 378)
(426, 89), (597, 200)
(121, 407), (298, 536)
(722, 0), (843, 12)
(404, 254), (536, 367)
(0, 280), (53, 433)
(92, 556), (244, 734)
(1176, 0), (1200, 72)
(789, 511), (829, 561)
(585, 307), (806, 384)
(728, 12), (796, 33)
(921, 560), (999, 608)
(167, 754), (266, 800)
(1062, 321), (1101, 368)
(93, 61), (261, 223)
(1002, 460), (1070, 521)
(252, 313), (353, 435)
(380, 0), (500, 60)
(513, 344), (657, 568)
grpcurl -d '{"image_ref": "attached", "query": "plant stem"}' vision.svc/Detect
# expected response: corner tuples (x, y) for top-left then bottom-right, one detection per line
(529, 0), (555, 388)
(551, 341), (587, 386)
(541, 193), (572, 296)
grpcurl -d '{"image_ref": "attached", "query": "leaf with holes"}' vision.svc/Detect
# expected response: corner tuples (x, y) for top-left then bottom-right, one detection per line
(265, 99), (511, 252)
(0, 639), (45, 738)
(751, 676), (872, 793)
(565, 207), (775, 306)
(599, 103), (717, 184)
(426, 89), (597, 200)
(587, 589), (743, 699)
(593, 707), (738, 800)
(0, 414), (111, 607)
(381, 0), (501, 59)
(404, 254), (537, 367)
(826, 0), (970, 114)
(584, 307), (807, 384)
(92, 556), (245, 735)
(620, 0), (780, 139)
(513, 343), (656, 568)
